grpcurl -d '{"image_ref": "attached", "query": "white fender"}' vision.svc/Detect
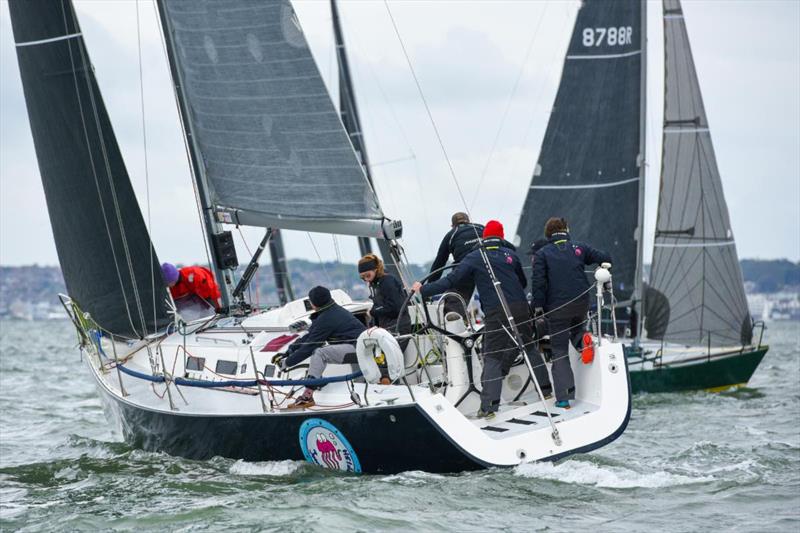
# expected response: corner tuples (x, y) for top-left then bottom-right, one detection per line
(356, 327), (404, 383)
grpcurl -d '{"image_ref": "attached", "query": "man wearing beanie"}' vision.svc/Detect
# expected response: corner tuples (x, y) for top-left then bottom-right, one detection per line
(413, 220), (552, 419)
(278, 286), (366, 409)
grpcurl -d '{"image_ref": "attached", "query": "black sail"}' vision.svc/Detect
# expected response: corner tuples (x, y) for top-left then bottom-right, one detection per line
(9, 0), (170, 338)
(515, 0), (645, 306)
(645, 0), (751, 347)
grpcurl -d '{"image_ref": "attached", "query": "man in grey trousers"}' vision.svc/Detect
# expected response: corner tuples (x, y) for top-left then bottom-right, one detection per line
(276, 286), (366, 409)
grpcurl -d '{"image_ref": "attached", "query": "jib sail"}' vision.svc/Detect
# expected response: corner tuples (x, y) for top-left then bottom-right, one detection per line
(9, 0), (170, 338)
(645, 0), (751, 346)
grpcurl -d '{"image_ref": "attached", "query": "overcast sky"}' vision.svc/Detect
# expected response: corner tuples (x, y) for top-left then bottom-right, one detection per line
(1, 0), (798, 269)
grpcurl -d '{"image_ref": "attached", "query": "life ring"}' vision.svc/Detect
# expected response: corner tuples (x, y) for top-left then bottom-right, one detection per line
(356, 327), (404, 384)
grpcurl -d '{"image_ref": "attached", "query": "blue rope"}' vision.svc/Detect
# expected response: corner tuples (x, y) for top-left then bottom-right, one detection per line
(91, 330), (109, 360)
(114, 363), (362, 388)
(116, 363), (165, 383)
(262, 372), (362, 387)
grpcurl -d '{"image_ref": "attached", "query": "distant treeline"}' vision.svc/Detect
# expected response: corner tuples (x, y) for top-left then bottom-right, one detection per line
(740, 259), (800, 293)
(0, 258), (797, 310)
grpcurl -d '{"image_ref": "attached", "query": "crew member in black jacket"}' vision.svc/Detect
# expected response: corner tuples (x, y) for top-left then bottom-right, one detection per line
(414, 220), (551, 419)
(427, 212), (485, 314)
(277, 286), (366, 409)
(531, 217), (612, 409)
(358, 254), (411, 346)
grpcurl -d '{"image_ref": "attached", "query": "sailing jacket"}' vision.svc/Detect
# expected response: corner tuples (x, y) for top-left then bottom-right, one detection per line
(531, 232), (612, 311)
(285, 302), (366, 366)
(422, 237), (527, 312)
(170, 266), (221, 308)
(369, 274), (411, 333)
(428, 223), (484, 281)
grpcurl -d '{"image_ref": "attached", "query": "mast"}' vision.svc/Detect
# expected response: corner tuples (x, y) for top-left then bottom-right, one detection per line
(268, 228), (295, 305)
(633, 0), (648, 341)
(155, 0), (234, 309)
(330, 0), (399, 273)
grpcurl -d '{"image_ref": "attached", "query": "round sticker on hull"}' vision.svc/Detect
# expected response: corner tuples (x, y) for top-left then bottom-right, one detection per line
(299, 418), (361, 473)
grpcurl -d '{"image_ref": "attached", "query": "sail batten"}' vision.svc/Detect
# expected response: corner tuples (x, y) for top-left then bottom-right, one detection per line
(159, 0), (384, 236)
(646, 0), (751, 347)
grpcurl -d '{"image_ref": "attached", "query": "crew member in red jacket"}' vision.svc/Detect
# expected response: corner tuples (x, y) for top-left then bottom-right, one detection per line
(161, 263), (221, 310)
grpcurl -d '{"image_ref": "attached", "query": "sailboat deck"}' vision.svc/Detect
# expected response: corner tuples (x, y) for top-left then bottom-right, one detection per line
(472, 399), (593, 440)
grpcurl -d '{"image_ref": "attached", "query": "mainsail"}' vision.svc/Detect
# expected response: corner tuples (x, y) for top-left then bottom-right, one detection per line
(157, 0), (386, 238)
(645, 0), (752, 346)
(515, 0), (646, 309)
(9, 0), (170, 338)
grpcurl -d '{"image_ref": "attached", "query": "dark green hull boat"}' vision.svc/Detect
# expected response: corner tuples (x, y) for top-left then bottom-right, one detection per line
(625, 342), (769, 394)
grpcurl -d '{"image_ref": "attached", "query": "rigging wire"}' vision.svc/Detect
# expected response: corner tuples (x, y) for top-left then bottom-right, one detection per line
(469, 1), (550, 212)
(134, 0), (157, 335)
(508, 3), (575, 197)
(383, 0), (562, 439)
(332, 234), (342, 263)
(307, 233), (333, 285)
(337, 7), (433, 253)
(382, 0), (470, 217)
(60, 2), (146, 340)
(149, 0), (214, 275)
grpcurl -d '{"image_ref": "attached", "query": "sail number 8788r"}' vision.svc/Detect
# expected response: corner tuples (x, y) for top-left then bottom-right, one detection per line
(582, 27), (633, 47)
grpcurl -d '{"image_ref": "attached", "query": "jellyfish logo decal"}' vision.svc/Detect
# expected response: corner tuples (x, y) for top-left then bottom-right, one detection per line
(299, 419), (361, 473)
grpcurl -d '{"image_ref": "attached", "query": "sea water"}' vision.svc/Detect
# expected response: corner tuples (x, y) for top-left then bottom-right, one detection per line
(1, 319), (798, 532)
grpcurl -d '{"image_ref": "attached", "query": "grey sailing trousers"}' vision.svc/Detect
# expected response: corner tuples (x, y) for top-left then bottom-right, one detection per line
(480, 302), (551, 413)
(307, 343), (358, 380)
(547, 299), (588, 401)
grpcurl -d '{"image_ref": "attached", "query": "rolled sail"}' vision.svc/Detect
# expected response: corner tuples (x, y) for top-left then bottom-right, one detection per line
(645, 0), (751, 346)
(515, 0), (644, 306)
(9, 0), (170, 338)
(157, 0), (386, 237)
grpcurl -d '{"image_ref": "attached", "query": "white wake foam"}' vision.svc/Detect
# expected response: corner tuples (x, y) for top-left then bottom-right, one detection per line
(229, 459), (301, 477)
(379, 470), (446, 485)
(515, 459), (712, 488)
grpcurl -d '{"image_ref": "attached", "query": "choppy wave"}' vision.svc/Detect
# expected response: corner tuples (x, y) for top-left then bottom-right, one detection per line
(1, 319), (799, 531)
(514, 459), (713, 488)
(229, 459), (301, 477)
